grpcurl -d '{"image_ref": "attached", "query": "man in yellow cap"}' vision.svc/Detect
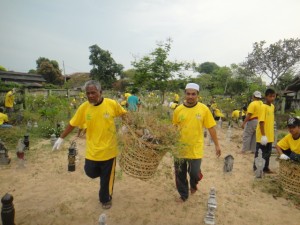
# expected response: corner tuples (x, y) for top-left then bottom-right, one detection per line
(173, 83), (221, 202)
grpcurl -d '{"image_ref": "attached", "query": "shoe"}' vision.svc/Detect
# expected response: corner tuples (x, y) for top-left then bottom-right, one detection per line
(102, 200), (112, 209)
(264, 169), (276, 174)
(175, 196), (186, 203)
(190, 188), (197, 194)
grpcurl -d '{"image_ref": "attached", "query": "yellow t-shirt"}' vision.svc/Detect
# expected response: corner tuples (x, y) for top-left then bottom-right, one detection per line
(173, 103), (216, 159)
(231, 110), (240, 119)
(170, 102), (179, 109)
(247, 100), (262, 119)
(256, 103), (274, 142)
(70, 98), (127, 161)
(214, 108), (224, 117)
(5, 91), (14, 108)
(174, 94), (179, 102)
(0, 113), (9, 125)
(277, 134), (300, 154)
(124, 93), (131, 100)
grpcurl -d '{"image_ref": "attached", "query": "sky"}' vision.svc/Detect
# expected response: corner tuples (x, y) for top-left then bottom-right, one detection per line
(1, 0), (300, 75)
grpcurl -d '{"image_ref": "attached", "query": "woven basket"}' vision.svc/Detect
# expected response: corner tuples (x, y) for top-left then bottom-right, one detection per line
(279, 160), (300, 196)
(119, 138), (164, 180)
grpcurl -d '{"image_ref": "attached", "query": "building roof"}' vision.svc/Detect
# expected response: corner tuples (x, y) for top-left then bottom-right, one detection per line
(0, 71), (46, 87)
(285, 75), (300, 92)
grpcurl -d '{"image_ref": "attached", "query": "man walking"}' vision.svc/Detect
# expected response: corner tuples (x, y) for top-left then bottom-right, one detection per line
(172, 83), (221, 202)
(253, 89), (276, 173)
(53, 80), (127, 209)
(241, 91), (263, 153)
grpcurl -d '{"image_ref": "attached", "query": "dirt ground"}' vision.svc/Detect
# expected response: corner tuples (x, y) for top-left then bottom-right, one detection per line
(1, 123), (300, 225)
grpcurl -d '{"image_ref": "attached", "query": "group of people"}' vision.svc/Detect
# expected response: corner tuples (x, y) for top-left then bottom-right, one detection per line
(0, 88), (16, 128)
(241, 89), (300, 174)
(52, 81), (222, 208)
(120, 89), (141, 112)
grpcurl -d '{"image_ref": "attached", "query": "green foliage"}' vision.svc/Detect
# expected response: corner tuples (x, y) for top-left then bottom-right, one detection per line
(28, 69), (37, 74)
(25, 94), (71, 125)
(132, 39), (184, 103)
(89, 44), (123, 89)
(243, 38), (300, 90)
(0, 65), (7, 71)
(195, 62), (219, 74)
(36, 57), (64, 85)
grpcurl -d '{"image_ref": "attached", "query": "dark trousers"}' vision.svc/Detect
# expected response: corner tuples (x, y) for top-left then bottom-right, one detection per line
(84, 158), (116, 203)
(174, 158), (202, 200)
(253, 143), (272, 171)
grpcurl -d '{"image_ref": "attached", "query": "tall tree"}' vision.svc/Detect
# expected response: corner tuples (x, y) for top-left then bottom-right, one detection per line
(132, 39), (183, 103)
(243, 38), (300, 89)
(36, 57), (64, 85)
(195, 62), (220, 74)
(89, 44), (123, 89)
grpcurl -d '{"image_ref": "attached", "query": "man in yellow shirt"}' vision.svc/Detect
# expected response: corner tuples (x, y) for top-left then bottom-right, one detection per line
(276, 117), (300, 162)
(231, 109), (240, 123)
(0, 107), (12, 128)
(53, 80), (127, 209)
(241, 91), (263, 153)
(174, 93), (180, 103)
(253, 89), (276, 173)
(173, 83), (221, 202)
(5, 88), (16, 115)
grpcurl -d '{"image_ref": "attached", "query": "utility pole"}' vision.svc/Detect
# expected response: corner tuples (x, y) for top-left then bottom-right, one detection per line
(63, 60), (66, 83)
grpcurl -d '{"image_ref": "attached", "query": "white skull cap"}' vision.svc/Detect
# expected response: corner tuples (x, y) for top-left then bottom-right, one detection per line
(185, 83), (199, 92)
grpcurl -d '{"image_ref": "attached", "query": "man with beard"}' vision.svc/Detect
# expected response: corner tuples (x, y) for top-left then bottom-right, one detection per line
(172, 83), (221, 202)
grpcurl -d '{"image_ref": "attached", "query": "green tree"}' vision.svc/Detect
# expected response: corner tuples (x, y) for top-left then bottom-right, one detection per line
(0, 65), (7, 71)
(243, 38), (300, 90)
(132, 39), (183, 103)
(36, 57), (64, 85)
(89, 44), (123, 89)
(28, 69), (37, 74)
(195, 62), (220, 74)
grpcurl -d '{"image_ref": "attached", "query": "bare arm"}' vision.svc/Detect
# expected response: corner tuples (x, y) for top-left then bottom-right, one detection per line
(259, 121), (265, 136)
(208, 127), (221, 157)
(60, 124), (75, 139)
(242, 113), (252, 129)
(275, 145), (284, 156)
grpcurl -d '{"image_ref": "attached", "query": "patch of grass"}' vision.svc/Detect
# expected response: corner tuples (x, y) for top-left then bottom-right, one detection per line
(253, 176), (300, 208)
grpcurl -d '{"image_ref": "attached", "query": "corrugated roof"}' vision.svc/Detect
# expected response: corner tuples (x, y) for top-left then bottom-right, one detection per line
(0, 71), (46, 82)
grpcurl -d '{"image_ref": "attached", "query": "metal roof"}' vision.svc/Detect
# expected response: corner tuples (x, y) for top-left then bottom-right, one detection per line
(0, 71), (46, 83)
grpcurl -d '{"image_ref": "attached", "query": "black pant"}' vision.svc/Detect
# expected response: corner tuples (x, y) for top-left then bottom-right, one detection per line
(174, 158), (202, 200)
(253, 143), (272, 171)
(84, 158), (116, 203)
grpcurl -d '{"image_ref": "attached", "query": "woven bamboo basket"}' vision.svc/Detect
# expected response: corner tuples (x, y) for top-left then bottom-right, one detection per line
(279, 160), (300, 196)
(119, 137), (164, 180)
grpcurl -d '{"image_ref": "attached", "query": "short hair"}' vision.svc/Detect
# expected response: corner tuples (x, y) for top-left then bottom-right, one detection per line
(265, 88), (275, 96)
(84, 80), (101, 91)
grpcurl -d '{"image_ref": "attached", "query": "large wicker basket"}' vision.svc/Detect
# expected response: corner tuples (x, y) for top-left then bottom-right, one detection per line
(279, 160), (300, 196)
(119, 139), (164, 180)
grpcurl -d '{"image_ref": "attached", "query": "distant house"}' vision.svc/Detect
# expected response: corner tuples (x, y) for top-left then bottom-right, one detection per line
(283, 75), (300, 111)
(0, 71), (46, 88)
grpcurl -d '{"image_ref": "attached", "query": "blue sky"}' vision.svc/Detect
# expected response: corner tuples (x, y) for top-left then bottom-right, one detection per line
(1, 0), (299, 75)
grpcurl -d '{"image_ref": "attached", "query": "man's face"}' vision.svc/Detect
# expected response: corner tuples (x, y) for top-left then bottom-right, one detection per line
(265, 93), (276, 104)
(288, 125), (300, 137)
(86, 85), (101, 105)
(185, 89), (198, 105)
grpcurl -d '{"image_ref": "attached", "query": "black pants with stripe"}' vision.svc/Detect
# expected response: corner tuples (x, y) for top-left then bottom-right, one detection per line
(84, 158), (116, 204)
(174, 158), (202, 201)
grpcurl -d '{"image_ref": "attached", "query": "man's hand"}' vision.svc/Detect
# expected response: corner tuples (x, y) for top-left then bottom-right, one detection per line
(260, 136), (268, 146)
(279, 154), (289, 160)
(241, 123), (245, 129)
(52, 137), (64, 151)
(215, 146), (221, 158)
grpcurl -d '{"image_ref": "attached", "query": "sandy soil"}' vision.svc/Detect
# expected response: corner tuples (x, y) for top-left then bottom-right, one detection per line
(1, 123), (300, 225)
